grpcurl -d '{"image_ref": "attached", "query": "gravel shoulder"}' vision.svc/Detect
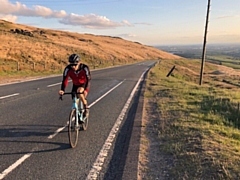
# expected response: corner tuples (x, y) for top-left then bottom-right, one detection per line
(138, 98), (172, 180)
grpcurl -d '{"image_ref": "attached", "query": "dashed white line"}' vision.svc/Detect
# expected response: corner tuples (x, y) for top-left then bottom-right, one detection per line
(0, 80), (124, 179)
(47, 126), (67, 139)
(0, 93), (20, 100)
(47, 82), (61, 87)
(88, 80), (124, 108)
(47, 80), (124, 139)
(47, 79), (72, 88)
(0, 153), (32, 180)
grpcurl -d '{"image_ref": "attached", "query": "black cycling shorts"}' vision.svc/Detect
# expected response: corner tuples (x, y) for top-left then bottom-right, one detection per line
(71, 84), (86, 99)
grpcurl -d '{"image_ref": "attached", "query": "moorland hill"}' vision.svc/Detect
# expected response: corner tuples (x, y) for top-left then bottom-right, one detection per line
(0, 19), (182, 72)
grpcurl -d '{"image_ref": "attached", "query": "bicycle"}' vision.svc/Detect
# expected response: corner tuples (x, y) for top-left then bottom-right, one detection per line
(60, 92), (89, 148)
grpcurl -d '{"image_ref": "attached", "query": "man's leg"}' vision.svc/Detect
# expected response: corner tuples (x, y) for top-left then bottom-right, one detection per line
(77, 87), (89, 118)
(77, 87), (88, 107)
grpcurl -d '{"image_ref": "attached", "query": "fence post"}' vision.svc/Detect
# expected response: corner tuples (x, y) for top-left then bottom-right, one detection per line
(166, 66), (176, 77)
(238, 103), (240, 114)
(238, 103), (240, 128)
(17, 62), (20, 71)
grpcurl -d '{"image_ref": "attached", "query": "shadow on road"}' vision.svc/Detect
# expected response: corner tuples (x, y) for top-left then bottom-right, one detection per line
(0, 124), (71, 155)
(103, 71), (147, 180)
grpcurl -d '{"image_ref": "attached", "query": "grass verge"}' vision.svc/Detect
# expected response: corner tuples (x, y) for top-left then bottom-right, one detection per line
(141, 59), (240, 179)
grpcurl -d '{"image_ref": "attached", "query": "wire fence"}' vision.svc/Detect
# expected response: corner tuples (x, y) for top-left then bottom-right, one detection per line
(0, 58), (124, 73)
(0, 60), (64, 72)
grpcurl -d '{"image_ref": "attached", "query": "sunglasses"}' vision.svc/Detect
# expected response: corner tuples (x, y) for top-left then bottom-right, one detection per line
(70, 64), (78, 67)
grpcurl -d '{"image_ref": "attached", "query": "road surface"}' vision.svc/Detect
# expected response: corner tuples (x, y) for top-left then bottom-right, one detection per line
(0, 60), (156, 180)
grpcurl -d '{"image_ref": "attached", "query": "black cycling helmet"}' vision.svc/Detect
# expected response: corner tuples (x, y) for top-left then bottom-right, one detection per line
(68, 54), (80, 64)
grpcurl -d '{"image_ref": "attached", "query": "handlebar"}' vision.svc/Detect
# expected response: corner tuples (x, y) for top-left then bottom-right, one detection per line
(59, 92), (84, 100)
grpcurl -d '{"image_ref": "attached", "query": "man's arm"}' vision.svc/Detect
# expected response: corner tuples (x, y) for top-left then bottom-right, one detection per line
(83, 65), (91, 94)
(84, 65), (91, 81)
(60, 67), (70, 91)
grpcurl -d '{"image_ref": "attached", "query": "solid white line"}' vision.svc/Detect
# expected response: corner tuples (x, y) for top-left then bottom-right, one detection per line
(0, 93), (20, 100)
(0, 81), (124, 178)
(0, 75), (61, 86)
(47, 80), (124, 139)
(0, 74), (137, 179)
(86, 69), (148, 180)
(0, 153), (32, 180)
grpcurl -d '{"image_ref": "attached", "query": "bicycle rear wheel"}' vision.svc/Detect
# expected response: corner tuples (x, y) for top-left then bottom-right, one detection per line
(68, 109), (79, 148)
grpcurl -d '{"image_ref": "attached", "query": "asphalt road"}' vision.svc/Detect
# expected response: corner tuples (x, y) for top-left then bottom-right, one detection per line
(0, 60), (157, 180)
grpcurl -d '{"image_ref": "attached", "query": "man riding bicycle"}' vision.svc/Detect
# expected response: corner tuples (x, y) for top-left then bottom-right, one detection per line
(58, 54), (91, 116)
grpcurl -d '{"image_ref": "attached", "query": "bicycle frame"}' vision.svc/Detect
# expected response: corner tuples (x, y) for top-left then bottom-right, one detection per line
(63, 92), (86, 126)
(72, 95), (85, 127)
(72, 95), (80, 127)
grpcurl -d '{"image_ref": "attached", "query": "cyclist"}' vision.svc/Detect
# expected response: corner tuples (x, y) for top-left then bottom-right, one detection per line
(58, 54), (91, 116)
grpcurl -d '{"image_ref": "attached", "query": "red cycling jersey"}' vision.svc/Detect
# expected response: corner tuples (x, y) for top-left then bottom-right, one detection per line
(60, 63), (91, 92)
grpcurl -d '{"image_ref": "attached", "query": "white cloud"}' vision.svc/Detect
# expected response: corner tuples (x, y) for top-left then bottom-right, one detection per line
(33, 6), (67, 18)
(217, 15), (240, 19)
(0, 0), (130, 29)
(120, 33), (137, 38)
(59, 13), (122, 29)
(0, 0), (25, 14)
(134, 22), (152, 26)
(121, 20), (133, 26)
(0, 14), (18, 22)
(0, 0), (66, 18)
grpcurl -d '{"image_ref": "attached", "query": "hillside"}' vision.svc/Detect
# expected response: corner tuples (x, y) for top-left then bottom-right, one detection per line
(0, 19), (181, 75)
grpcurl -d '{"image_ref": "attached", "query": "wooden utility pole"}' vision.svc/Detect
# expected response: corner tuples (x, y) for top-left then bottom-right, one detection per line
(199, 0), (211, 85)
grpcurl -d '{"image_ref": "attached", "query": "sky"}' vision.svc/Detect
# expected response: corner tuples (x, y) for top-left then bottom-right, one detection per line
(0, 0), (239, 46)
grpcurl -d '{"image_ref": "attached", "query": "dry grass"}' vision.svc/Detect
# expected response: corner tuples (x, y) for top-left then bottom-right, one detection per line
(139, 59), (240, 179)
(0, 19), (181, 81)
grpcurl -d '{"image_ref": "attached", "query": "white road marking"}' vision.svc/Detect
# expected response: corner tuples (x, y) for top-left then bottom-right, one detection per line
(0, 81), (124, 179)
(0, 75), (61, 86)
(0, 153), (32, 180)
(86, 69), (148, 180)
(47, 82), (61, 87)
(47, 126), (67, 139)
(0, 93), (20, 100)
(0, 65), (150, 179)
(47, 79), (72, 87)
(47, 80), (124, 139)
(88, 80), (124, 108)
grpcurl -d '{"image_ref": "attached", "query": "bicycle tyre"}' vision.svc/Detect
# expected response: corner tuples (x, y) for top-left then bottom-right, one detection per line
(68, 109), (79, 148)
(82, 113), (89, 131)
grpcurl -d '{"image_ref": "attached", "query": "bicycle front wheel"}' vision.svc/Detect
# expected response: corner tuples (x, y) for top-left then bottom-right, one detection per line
(82, 114), (89, 131)
(68, 109), (79, 148)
